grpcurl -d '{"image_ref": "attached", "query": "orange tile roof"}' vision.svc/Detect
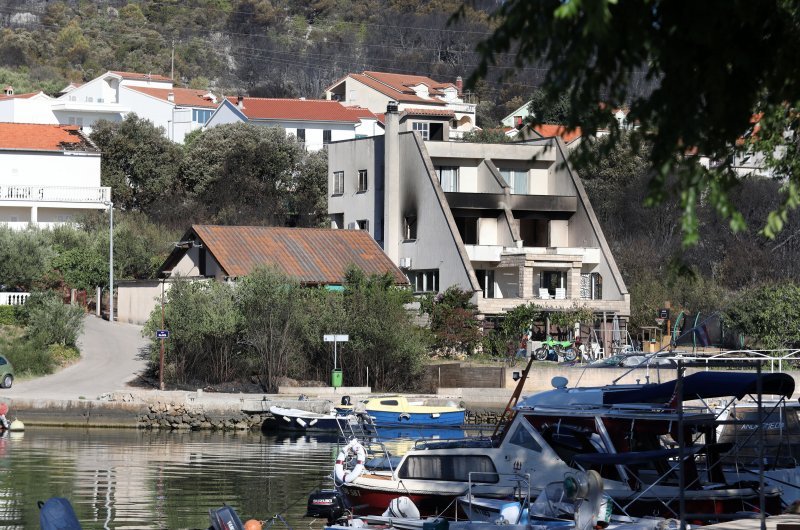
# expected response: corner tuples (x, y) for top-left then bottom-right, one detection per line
(109, 70), (173, 82)
(333, 71), (454, 106)
(126, 86), (218, 108)
(344, 106), (380, 120)
(532, 124), (583, 144)
(0, 123), (97, 152)
(0, 91), (40, 101)
(401, 107), (455, 118)
(162, 225), (409, 285)
(227, 97), (364, 123)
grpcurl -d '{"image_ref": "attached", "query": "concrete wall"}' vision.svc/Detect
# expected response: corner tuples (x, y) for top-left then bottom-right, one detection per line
(0, 151), (101, 187)
(117, 280), (167, 325)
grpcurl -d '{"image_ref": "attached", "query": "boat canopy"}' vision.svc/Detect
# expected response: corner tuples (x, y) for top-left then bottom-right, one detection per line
(603, 372), (795, 405)
(573, 446), (704, 466)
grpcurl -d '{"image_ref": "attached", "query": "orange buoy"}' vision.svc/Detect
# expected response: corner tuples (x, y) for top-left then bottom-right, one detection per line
(244, 520), (262, 530)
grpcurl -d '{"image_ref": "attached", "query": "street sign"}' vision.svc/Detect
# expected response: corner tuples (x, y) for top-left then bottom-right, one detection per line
(324, 334), (349, 342)
(658, 308), (670, 320)
(156, 330), (170, 339)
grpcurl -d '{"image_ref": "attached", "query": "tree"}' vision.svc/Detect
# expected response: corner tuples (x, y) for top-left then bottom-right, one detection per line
(0, 227), (53, 291)
(90, 114), (183, 214)
(725, 283), (800, 349)
(485, 303), (541, 359)
(420, 286), (481, 356)
(464, 0), (800, 244)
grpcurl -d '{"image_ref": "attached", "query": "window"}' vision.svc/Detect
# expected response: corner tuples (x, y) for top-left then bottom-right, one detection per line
(500, 169), (529, 195)
(332, 171), (344, 195)
(192, 109), (212, 124)
(357, 169), (368, 192)
(69, 95), (77, 102)
(323, 129), (332, 145)
(399, 455), (498, 483)
(541, 270), (567, 298)
(508, 424), (542, 453)
(85, 96), (93, 102)
(580, 273), (603, 300)
(436, 166), (459, 192)
(97, 97), (105, 103)
(356, 219), (369, 231)
(476, 270), (495, 298)
(454, 217), (478, 245)
(413, 121), (430, 140)
(404, 215), (417, 240)
(296, 128), (306, 143)
(408, 270), (439, 293)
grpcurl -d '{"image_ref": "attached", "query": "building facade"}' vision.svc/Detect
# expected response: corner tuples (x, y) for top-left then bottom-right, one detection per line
(0, 123), (110, 229)
(327, 104), (629, 323)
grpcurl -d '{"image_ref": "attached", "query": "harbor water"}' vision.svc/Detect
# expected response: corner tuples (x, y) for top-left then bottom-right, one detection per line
(0, 427), (348, 529)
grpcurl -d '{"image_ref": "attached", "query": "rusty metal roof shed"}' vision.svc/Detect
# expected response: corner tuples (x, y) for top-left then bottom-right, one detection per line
(160, 225), (409, 285)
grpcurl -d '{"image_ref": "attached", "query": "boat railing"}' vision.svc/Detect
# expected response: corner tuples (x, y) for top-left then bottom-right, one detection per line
(458, 472), (531, 523)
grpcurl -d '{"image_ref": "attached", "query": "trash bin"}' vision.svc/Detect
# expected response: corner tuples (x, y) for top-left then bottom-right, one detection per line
(331, 369), (343, 388)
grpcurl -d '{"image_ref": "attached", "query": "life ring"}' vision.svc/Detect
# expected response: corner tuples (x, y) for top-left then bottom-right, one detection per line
(334, 439), (366, 483)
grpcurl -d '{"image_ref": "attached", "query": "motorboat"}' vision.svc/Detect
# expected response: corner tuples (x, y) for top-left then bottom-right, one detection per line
(337, 395), (465, 427)
(333, 370), (788, 522)
(267, 405), (361, 432)
(715, 398), (800, 504)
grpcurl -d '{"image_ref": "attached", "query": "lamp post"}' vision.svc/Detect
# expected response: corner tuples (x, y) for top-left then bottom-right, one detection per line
(105, 201), (114, 323)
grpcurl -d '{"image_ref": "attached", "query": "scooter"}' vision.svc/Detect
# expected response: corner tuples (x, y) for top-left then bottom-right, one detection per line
(534, 336), (578, 362)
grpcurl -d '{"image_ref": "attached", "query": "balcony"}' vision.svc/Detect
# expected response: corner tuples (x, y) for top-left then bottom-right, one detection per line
(465, 244), (601, 264)
(0, 185), (111, 204)
(51, 101), (129, 114)
(478, 296), (628, 316)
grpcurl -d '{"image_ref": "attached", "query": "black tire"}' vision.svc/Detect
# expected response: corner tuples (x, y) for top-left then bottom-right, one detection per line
(563, 348), (577, 362)
(1, 374), (11, 389)
(534, 347), (549, 361)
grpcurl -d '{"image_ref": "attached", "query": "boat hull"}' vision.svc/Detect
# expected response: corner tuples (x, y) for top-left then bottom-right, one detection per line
(268, 406), (355, 432)
(367, 410), (465, 427)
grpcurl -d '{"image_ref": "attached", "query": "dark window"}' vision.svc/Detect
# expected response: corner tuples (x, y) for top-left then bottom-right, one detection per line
(591, 272), (602, 300)
(408, 270), (439, 293)
(323, 130), (332, 144)
(357, 219), (369, 231)
(404, 216), (417, 240)
(357, 170), (368, 192)
(199, 247), (207, 276)
(508, 424), (542, 452)
(399, 455), (498, 483)
(519, 219), (549, 247)
(429, 122), (444, 141)
(540, 270), (567, 298)
(380, 400), (399, 406)
(476, 270), (495, 298)
(0, 357), (6, 366)
(297, 129), (306, 143)
(454, 217), (478, 245)
(332, 171), (344, 195)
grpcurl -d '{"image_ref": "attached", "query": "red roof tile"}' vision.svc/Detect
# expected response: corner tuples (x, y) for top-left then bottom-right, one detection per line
(126, 86), (218, 108)
(0, 91), (40, 101)
(401, 107), (455, 118)
(109, 70), (173, 82)
(344, 106), (380, 120)
(333, 71), (454, 106)
(532, 124), (583, 144)
(0, 123), (97, 152)
(227, 97), (363, 123)
(163, 225), (408, 285)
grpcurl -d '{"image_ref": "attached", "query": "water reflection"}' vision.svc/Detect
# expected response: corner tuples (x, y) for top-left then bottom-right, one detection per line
(0, 428), (340, 530)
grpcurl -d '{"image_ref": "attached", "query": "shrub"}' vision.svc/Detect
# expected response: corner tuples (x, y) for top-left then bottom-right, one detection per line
(0, 305), (18, 325)
(24, 292), (85, 347)
(1, 337), (56, 376)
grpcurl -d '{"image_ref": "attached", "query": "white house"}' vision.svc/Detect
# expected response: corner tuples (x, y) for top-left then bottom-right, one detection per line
(204, 96), (382, 151)
(0, 123), (110, 229)
(325, 71), (477, 139)
(0, 71), (218, 142)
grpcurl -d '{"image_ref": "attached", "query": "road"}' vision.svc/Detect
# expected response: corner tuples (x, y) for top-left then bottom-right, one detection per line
(6, 315), (149, 400)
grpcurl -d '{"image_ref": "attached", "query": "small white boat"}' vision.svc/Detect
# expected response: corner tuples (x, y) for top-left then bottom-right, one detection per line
(268, 405), (359, 432)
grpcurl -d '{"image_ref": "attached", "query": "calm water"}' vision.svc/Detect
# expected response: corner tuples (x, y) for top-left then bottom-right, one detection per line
(0, 427), (352, 530)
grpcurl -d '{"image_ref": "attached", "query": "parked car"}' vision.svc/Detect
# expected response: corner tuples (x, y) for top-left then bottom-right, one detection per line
(0, 354), (13, 388)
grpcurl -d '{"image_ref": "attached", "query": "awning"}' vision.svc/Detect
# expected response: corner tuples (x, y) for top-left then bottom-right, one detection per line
(603, 372), (795, 405)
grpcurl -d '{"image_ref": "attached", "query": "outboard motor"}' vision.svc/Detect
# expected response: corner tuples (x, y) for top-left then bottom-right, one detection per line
(208, 504), (245, 530)
(305, 489), (346, 523)
(39, 497), (82, 530)
(340, 395), (351, 406)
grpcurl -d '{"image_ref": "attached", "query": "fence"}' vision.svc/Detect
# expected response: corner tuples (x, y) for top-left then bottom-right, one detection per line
(0, 292), (30, 305)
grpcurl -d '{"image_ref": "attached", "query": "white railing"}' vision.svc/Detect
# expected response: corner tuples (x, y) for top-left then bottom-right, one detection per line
(464, 245), (602, 264)
(0, 292), (29, 305)
(0, 185), (111, 203)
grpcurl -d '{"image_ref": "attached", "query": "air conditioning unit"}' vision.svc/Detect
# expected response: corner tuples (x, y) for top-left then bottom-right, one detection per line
(347, 222), (358, 230)
(399, 257), (412, 269)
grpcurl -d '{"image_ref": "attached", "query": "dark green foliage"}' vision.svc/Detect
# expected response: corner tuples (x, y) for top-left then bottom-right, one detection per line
(420, 286), (481, 355)
(24, 291), (85, 347)
(460, 129), (513, 144)
(146, 267), (427, 391)
(466, 0), (800, 244)
(484, 303), (541, 358)
(0, 306), (18, 325)
(725, 283), (800, 349)
(0, 227), (54, 291)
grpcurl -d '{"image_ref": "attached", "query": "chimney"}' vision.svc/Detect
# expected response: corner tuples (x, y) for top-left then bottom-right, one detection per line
(237, 94), (244, 109)
(383, 100), (400, 262)
(3, 85), (12, 96)
(167, 92), (175, 103)
(455, 76), (463, 95)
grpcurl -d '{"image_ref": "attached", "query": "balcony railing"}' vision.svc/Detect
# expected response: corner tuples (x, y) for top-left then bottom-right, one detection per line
(0, 292), (29, 306)
(0, 185), (111, 203)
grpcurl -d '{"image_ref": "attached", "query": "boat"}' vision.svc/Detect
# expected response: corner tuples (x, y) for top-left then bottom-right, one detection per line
(337, 395), (465, 427)
(267, 405), (361, 432)
(716, 398), (800, 504)
(333, 369), (788, 522)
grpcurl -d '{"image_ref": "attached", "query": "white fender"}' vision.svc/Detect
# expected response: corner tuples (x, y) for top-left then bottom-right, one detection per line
(334, 439), (366, 483)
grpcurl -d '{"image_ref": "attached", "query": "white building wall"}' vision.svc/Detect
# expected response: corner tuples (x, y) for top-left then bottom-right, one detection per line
(0, 97), (58, 124)
(0, 151), (101, 187)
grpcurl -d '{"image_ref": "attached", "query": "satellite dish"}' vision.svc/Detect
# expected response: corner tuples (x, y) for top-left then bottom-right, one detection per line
(571, 470), (604, 530)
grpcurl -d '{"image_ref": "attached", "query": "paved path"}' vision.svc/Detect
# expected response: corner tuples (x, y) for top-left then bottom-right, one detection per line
(6, 315), (149, 400)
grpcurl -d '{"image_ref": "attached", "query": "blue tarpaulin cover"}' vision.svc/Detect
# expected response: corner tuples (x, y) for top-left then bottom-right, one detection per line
(603, 372), (795, 405)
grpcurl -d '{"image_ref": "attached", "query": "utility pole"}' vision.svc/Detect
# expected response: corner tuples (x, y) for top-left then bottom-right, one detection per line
(171, 38), (175, 81)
